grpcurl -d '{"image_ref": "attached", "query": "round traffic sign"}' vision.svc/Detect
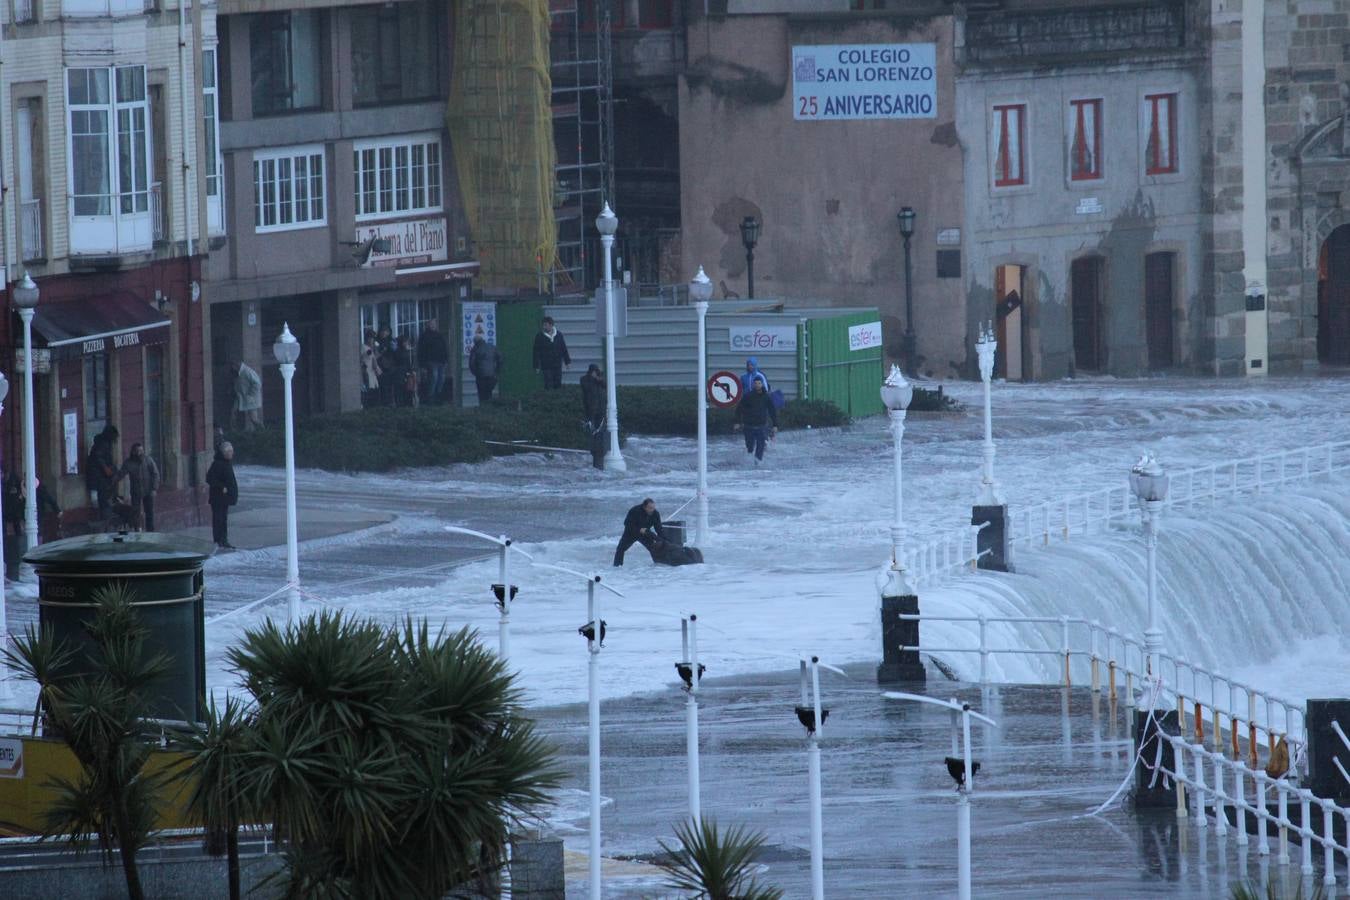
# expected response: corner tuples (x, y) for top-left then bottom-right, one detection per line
(707, 370), (742, 409)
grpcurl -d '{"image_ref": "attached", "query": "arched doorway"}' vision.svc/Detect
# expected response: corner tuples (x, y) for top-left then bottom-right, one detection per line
(1319, 225), (1350, 364)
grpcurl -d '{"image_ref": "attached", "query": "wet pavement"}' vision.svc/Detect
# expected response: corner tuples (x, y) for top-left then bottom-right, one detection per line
(533, 666), (1330, 898)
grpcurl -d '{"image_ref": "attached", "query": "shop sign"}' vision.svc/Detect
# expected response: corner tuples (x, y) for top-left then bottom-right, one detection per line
(730, 326), (797, 353)
(81, 331), (142, 355)
(848, 321), (883, 352)
(0, 738), (23, 779)
(15, 349), (51, 374)
(358, 217), (449, 268)
(64, 411), (79, 475)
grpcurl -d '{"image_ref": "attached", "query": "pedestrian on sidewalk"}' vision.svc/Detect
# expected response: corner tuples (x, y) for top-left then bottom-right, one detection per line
(613, 498), (665, 566)
(395, 335), (419, 408)
(206, 442), (239, 550)
(86, 424), (120, 518)
(233, 361), (263, 431)
(532, 316), (571, 390)
(3, 471), (22, 580)
(734, 378), (778, 463)
(740, 357), (769, 394)
(469, 336), (503, 405)
(118, 442), (160, 531)
(580, 364), (607, 470)
(416, 319), (450, 403)
(361, 332), (382, 407)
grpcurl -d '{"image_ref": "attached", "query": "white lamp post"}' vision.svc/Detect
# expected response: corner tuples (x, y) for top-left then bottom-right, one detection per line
(974, 323), (1003, 506)
(0, 372), (10, 700)
(1129, 452), (1169, 675)
(596, 204), (626, 472)
(13, 274), (39, 560)
(273, 323), (301, 623)
(677, 614), (704, 823)
(442, 526), (534, 662)
(690, 267), (713, 545)
(880, 366), (914, 596)
(795, 656), (829, 900)
(883, 692), (997, 900)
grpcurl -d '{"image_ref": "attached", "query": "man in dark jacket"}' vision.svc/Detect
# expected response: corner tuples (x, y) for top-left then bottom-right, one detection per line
(580, 364), (606, 470)
(416, 319), (450, 403)
(118, 443), (160, 531)
(85, 424), (120, 517)
(532, 316), (571, 390)
(468, 337), (503, 404)
(613, 498), (664, 566)
(734, 378), (779, 462)
(205, 442), (239, 550)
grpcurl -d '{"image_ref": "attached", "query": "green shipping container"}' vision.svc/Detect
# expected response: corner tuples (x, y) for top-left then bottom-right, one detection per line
(799, 310), (885, 418)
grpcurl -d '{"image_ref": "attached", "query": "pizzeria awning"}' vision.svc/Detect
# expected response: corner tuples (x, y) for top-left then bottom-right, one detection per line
(30, 292), (171, 360)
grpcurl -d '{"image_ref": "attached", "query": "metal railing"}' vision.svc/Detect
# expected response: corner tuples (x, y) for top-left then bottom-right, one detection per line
(1008, 441), (1350, 550)
(1333, 721), (1350, 789)
(20, 198), (42, 260)
(897, 613), (1308, 761)
(151, 182), (164, 242)
(1163, 731), (1349, 888)
(900, 523), (986, 587)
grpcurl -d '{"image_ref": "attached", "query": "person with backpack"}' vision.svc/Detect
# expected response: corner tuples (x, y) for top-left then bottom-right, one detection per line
(734, 378), (779, 463)
(468, 336), (504, 404)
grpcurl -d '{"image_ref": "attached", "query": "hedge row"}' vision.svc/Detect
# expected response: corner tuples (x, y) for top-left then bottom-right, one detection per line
(229, 386), (851, 473)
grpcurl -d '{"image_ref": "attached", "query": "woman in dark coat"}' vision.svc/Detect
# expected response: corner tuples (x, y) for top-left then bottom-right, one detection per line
(205, 442), (239, 550)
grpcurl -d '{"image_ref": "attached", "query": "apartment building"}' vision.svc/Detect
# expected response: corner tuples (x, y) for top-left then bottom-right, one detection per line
(0, 0), (214, 527)
(205, 0), (475, 424)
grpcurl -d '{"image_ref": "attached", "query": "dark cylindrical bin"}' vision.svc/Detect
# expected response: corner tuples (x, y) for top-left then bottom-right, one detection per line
(26, 532), (212, 722)
(662, 521), (686, 548)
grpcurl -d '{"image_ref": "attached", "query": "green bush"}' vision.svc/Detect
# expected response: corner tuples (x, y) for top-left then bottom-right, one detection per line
(912, 385), (963, 412)
(228, 387), (850, 473)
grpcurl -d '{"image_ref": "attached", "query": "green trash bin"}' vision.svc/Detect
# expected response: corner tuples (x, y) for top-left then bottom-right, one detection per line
(25, 532), (212, 723)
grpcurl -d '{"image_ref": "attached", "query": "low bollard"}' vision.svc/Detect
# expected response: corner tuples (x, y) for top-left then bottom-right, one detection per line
(1305, 699), (1350, 804)
(877, 594), (925, 683)
(1133, 710), (1182, 809)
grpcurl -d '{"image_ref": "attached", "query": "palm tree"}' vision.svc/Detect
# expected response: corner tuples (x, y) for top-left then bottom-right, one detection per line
(226, 611), (561, 898)
(4, 582), (172, 900)
(171, 694), (256, 900)
(656, 817), (784, 900)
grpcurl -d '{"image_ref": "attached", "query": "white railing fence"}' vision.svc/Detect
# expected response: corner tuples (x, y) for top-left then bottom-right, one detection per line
(20, 199), (42, 260)
(1008, 441), (1350, 550)
(898, 613), (1307, 763)
(1163, 731), (1349, 889)
(901, 523), (986, 588)
(151, 182), (164, 242)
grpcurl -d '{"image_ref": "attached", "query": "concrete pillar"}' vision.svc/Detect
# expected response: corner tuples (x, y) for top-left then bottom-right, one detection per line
(509, 838), (565, 899)
(971, 505), (1013, 573)
(330, 290), (361, 412)
(1305, 699), (1350, 804)
(877, 594), (925, 683)
(1133, 709), (1181, 809)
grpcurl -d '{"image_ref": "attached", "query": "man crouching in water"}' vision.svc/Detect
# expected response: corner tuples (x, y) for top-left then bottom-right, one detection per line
(613, 498), (664, 566)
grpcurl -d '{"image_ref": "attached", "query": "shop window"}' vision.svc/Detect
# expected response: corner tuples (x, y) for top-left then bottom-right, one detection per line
(250, 10), (321, 116)
(351, 1), (440, 107)
(67, 66), (153, 254)
(84, 352), (110, 439)
(352, 135), (442, 220)
(1145, 93), (1178, 175)
(992, 104), (1026, 187)
(1069, 99), (1103, 181)
(253, 145), (326, 232)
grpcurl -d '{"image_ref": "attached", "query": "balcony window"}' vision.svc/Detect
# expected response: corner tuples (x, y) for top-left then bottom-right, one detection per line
(353, 136), (442, 220)
(250, 11), (322, 116)
(67, 66), (153, 254)
(253, 146), (326, 232)
(204, 48), (226, 234)
(62, 0), (143, 17)
(351, 1), (440, 106)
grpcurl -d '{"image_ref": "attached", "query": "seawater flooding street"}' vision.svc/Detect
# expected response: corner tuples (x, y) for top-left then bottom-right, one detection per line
(9, 375), (1332, 898)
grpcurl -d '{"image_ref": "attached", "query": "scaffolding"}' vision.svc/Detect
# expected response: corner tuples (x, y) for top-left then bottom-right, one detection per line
(547, 0), (615, 298)
(447, 0), (558, 291)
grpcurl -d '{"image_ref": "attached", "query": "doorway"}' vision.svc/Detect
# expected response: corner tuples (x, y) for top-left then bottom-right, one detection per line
(1071, 256), (1105, 372)
(993, 264), (1031, 380)
(1318, 225), (1350, 364)
(1144, 252), (1175, 370)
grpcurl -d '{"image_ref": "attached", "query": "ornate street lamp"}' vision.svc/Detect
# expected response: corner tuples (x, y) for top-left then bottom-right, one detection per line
(596, 204), (625, 472)
(896, 207), (917, 369)
(690, 266), (714, 544)
(273, 323), (301, 622)
(739, 216), (760, 299)
(12, 274), (39, 561)
(1129, 452), (1170, 675)
(880, 365), (914, 598)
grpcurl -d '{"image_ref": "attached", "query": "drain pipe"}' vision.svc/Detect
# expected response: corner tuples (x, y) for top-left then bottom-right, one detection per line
(178, 0), (195, 258)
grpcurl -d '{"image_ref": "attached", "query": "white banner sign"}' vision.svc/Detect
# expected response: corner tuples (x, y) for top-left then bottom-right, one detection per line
(15, 349), (51, 374)
(792, 44), (937, 121)
(357, 217), (448, 268)
(461, 302), (497, 356)
(848, 321), (884, 352)
(64, 411), (79, 475)
(730, 326), (797, 354)
(0, 737), (23, 779)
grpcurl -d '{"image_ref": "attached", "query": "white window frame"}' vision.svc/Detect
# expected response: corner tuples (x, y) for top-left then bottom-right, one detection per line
(62, 0), (143, 18)
(253, 145), (327, 233)
(204, 46), (226, 236)
(66, 65), (153, 255)
(352, 134), (443, 222)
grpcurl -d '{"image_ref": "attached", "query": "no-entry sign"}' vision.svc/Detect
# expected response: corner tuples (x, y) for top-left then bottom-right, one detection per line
(707, 371), (743, 409)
